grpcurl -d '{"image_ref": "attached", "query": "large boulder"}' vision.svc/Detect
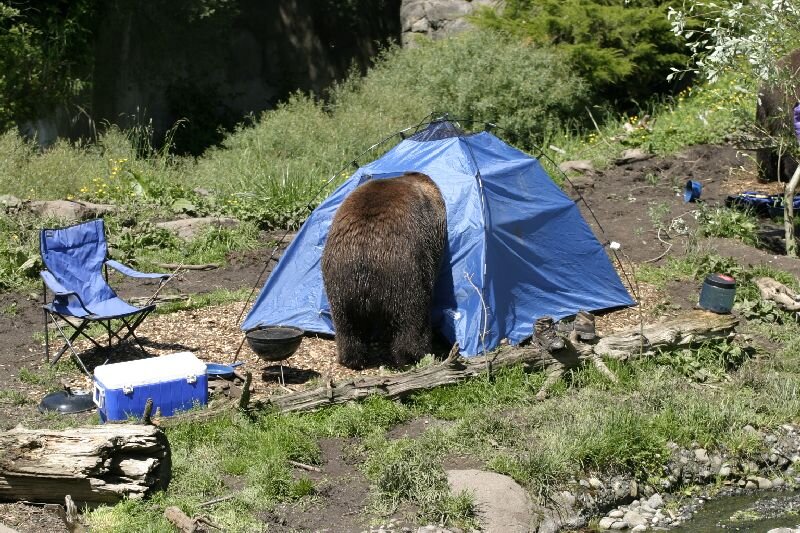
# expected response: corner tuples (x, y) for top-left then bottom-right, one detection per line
(400, 0), (497, 46)
(25, 199), (117, 221)
(446, 469), (533, 532)
(156, 217), (240, 240)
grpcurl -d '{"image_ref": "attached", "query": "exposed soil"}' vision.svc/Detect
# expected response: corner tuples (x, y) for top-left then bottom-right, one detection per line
(2, 144), (800, 531)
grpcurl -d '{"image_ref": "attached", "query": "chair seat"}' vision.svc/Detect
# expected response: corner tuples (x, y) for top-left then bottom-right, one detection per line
(44, 297), (155, 320)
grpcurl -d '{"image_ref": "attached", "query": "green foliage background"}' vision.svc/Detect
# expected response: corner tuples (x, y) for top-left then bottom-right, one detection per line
(471, 0), (691, 107)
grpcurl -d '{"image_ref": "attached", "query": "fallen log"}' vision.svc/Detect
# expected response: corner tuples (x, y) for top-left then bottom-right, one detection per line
(262, 311), (738, 413)
(0, 424), (170, 506)
(755, 277), (800, 312)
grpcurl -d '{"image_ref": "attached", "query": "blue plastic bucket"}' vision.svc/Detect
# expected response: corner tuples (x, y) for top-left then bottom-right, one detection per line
(684, 180), (703, 203)
(698, 273), (736, 313)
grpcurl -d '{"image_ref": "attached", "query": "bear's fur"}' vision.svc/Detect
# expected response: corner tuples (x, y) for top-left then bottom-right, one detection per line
(321, 171), (447, 369)
(756, 48), (800, 181)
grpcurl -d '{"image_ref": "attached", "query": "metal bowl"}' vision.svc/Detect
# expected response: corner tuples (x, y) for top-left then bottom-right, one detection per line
(245, 325), (303, 362)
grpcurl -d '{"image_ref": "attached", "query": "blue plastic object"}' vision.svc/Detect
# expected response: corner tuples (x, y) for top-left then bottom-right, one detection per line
(242, 121), (635, 356)
(698, 274), (736, 314)
(93, 352), (208, 422)
(684, 180), (703, 202)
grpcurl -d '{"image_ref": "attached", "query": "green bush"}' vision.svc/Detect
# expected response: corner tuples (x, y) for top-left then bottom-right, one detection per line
(369, 31), (590, 149)
(471, 0), (690, 108)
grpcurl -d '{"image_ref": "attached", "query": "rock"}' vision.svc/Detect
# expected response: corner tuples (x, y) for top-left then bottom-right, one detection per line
(26, 199), (117, 221)
(746, 480), (758, 489)
(446, 469), (532, 533)
(598, 517), (616, 530)
(0, 194), (22, 210)
(610, 521), (628, 530)
(694, 448), (709, 463)
(756, 477), (774, 489)
(630, 479), (638, 497)
(646, 493), (664, 510)
(608, 510), (624, 519)
(614, 148), (653, 165)
(559, 160), (595, 174)
(156, 216), (240, 240)
(624, 510), (648, 528)
(772, 477), (785, 487)
(400, 0), (496, 46)
(589, 477), (603, 489)
(719, 465), (732, 478)
(631, 525), (648, 532)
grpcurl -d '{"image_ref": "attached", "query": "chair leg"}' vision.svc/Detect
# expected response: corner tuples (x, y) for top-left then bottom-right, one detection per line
(48, 315), (90, 375)
(44, 309), (50, 364)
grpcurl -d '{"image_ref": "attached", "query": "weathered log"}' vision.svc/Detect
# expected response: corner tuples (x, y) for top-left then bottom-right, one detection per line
(756, 277), (800, 311)
(0, 425), (170, 506)
(262, 311), (737, 413)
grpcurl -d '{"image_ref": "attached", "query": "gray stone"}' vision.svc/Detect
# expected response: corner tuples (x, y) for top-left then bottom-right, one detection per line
(772, 477), (785, 487)
(756, 477), (773, 489)
(610, 521), (628, 530)
(608, 510), (625, 519)
(646, 493), (664, 510)
(615, 148), (653, 165)
(156, 216), (240, 240)
(598, 517), (616, 530)
(694, 448), (709, 463)
(559, 160), (595, 174)
(631, 525), (648, 532)
(400, 0), (496, 46)
(446, 469), (532, 533)
(745, 480), (758, 489)
(624, 510), (648, 528)
(589, 477), (603, 489)
(26, 199), (117, 221)
(719, 465), (732, 478)
(0, 194), (21, 209)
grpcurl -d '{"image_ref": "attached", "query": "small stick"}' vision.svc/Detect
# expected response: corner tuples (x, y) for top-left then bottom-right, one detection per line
(154, 262), (220, 271)
(198, 494), (235, 508)
(238, 371), (252, 411)
(288, 460), (321, 472)
(142, 398), (154, 425)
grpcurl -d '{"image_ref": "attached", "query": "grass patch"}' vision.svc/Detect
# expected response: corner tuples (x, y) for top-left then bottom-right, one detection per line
(155, 288), (250, 315)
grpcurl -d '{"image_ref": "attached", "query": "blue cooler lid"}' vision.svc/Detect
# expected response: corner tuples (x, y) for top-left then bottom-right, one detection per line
(705, 273), (736, 289)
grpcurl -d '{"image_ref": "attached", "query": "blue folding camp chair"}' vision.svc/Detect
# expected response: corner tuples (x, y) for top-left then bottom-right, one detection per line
(39, 219), (171, 373)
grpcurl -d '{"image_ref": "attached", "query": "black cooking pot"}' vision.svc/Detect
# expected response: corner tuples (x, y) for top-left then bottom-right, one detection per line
(245, 325), (303, 362)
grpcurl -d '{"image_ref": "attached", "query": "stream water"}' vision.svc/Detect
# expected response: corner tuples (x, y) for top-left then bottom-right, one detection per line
(672, 490), (800, 532)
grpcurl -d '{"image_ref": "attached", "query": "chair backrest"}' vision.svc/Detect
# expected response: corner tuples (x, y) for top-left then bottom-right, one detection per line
(40, 219), (117, 306)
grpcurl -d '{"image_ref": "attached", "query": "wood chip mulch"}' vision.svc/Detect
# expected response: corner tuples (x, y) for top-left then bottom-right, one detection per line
(63, 265), (671, 400)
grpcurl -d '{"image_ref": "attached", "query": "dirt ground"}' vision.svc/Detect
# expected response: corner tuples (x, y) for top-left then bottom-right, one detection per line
(2, 144), (799, 532)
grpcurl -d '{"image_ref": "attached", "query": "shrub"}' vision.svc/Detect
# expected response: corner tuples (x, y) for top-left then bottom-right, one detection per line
(471, 0), (691, 108)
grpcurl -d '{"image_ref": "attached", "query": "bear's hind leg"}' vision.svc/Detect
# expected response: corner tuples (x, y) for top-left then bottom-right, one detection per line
(390, 322), (432, 368)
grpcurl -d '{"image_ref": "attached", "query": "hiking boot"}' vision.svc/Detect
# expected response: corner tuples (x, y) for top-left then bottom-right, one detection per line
(534, 316), (565, 351)
(573, 309), (596, 341)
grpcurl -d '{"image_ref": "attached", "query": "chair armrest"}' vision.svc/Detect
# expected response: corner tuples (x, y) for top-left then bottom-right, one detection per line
(105, 259), (170, 280)
(40, 271), (76, 297)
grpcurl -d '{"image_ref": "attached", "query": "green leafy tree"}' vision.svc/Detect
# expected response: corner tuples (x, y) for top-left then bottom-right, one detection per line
(470, 0), (691, 107)
(0, 1), (96, 130)
(668, 0), (800, 255)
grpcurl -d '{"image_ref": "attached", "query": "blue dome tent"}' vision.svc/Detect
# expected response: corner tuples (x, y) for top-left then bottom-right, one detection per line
(242, 120), (635, 356)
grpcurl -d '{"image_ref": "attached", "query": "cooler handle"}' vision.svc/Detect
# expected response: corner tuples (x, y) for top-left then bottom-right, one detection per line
(93, 383), (105, 409)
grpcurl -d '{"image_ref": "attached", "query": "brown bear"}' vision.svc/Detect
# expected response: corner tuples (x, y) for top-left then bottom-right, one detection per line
(756, 48), (800, 181)
(321, 171), (447, 369)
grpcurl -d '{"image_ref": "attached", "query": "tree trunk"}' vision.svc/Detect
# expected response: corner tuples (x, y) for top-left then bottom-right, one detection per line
(785, 164), (800, 257)
(263, 311), (738, 413)
(0, 424), (170, 506)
